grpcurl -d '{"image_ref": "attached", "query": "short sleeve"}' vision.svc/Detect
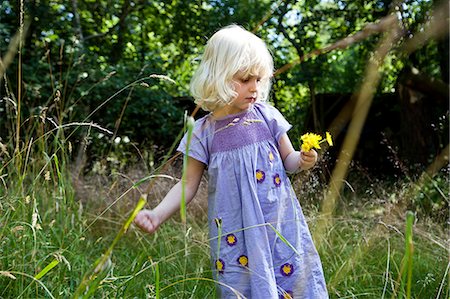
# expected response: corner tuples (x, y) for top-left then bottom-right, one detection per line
(176, 116), (211, 166)
(255, 102), (292, 142)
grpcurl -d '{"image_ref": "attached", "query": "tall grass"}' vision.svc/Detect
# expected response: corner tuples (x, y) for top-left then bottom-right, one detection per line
(1, 74), (448, 297)
(2, 173), (447, 298)
(1, 4), (448, 298)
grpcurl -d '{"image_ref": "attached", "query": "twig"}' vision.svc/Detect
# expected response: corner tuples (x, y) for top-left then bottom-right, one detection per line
(274, 14), (398, 76)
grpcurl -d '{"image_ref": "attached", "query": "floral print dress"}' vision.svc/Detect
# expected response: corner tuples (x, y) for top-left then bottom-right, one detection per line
(178, 103), (328, 299)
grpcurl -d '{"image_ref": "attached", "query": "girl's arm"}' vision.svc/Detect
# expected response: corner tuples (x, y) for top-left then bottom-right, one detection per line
(134, 156), (205, 234)
(278, 133), (317, 172)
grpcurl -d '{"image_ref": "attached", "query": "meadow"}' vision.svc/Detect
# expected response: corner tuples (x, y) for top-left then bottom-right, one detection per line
(0, 126), (448, 298)
(1, 1), (448, 297)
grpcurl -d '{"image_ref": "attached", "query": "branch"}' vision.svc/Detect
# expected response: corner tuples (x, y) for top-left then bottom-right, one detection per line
(399, 0), (449, 55)
(252, 0), (285, 33)
(274, 14), (398, 76)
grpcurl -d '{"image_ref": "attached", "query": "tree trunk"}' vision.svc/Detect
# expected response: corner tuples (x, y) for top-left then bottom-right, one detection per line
(109, 0), (132, 64)
(397, 68), (448, 166)
(71, 0), (84, 48)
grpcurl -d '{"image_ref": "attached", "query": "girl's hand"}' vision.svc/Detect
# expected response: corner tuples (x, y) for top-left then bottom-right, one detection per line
(300, 149), (318, 171)
(134, 209), (161, 234)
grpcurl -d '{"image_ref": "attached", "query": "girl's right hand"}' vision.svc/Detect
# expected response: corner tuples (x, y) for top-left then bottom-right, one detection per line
(134, 209), (161, 234)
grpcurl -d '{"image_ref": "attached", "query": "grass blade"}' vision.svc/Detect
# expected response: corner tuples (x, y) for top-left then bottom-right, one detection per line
(395, 211), (415, 299)
(34, 259), (59, 280)
(154, 262), (160, 299)
(73, 195), (147, 298)
(181, 115), (194, 223)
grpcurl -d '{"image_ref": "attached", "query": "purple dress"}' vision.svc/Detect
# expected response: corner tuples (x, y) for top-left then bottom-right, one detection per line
(178, 103), (328, 299)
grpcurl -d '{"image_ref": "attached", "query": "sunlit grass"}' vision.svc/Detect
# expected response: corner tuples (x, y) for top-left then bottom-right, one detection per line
(1, 163), (448, 298)
(1, 2), (448, 297)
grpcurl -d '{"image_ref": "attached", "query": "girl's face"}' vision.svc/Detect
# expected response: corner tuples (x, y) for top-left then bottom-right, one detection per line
(229, 71), (261, 114)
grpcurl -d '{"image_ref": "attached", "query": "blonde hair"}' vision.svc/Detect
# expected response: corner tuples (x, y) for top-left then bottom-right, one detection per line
(190, 25), (274, 112)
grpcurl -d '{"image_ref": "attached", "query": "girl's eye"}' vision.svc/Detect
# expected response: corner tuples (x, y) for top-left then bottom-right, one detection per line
(240, 77), (261, 83)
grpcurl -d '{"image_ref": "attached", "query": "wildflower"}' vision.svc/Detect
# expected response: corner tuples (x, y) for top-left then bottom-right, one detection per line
(326, 132), (333, 146)
(44, 171), (51, 181)
(300, 133), (322, 152)
(300, 132), (333, 152)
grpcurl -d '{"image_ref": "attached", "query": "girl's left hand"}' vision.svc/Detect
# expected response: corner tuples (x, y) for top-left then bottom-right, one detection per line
(300, 149), (318, 170)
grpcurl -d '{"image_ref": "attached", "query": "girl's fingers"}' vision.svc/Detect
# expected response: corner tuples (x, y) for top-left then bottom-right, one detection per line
(135, 211), (156, 233)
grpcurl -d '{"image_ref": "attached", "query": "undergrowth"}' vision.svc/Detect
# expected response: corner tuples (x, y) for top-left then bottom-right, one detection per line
(1, 149), (448, 298)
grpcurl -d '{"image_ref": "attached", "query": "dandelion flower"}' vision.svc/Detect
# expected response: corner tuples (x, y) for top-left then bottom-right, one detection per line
(300, 133), (322, 152)
(300, 132), (333, 151)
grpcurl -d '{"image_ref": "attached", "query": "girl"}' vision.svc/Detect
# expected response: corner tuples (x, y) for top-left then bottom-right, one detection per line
(135, 25), (329, 299)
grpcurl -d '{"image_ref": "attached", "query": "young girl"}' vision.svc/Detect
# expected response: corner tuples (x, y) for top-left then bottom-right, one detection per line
(135, 25), (329, 299)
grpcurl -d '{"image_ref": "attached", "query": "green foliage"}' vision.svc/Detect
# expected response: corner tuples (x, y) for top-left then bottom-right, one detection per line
(1, 0), (447, 172)
(1, 2), (448, 298)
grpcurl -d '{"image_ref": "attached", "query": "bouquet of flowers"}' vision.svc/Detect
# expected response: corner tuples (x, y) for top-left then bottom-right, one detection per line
(300, 132), (333, 152)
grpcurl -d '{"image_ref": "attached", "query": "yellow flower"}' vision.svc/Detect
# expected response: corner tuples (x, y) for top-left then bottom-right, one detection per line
(300, 133), (322, 152)
(326, 131), (333, 146)
(300, 132), (333, 151)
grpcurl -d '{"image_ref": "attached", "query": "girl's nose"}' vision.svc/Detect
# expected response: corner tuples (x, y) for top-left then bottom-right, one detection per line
(249, 79), (258, 91)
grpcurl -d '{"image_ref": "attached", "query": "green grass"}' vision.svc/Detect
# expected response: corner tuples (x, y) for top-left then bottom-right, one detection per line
(2, 7), (447, 296)
(0, 161), (448, 298)
(0, 96), (447, 297)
